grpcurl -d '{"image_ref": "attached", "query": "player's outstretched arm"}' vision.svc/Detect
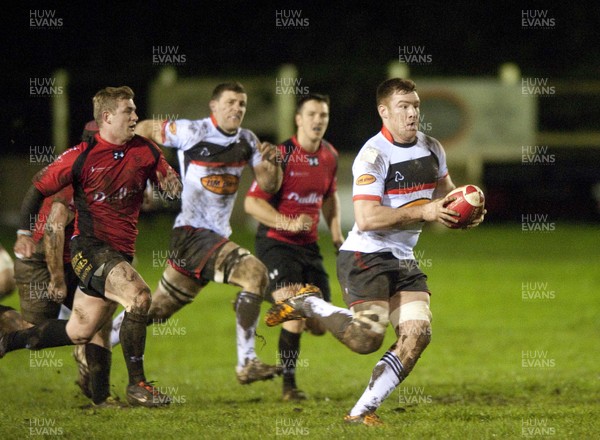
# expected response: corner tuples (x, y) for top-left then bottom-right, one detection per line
(244, 196), (312, 233)
(44, 201), (72, 303)
(321, 192), (344, 250)
(14, 185), (46, 259)
(135, 119), (164, 144)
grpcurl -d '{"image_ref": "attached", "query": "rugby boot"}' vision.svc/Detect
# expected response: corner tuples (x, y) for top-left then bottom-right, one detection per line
(236, 358), (283, 385)
(344, 412), (384, 426)
(264, 284), (322, 327)
(126, 380), (171, 407)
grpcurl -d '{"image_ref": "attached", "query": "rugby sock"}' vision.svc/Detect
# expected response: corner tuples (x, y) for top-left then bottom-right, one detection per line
(349, 351), (405, 417)
(120, 311), (147, 384)
(86, 343), (112, 404)
(279, 329), (301, 390)
(234, 291), (261, 368)
(5, 320), (72, 352)
(110, 311), (125, 347)
(302, 297), (353, 340)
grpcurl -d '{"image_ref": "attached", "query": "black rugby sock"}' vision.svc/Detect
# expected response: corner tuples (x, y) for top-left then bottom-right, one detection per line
(120, 311), (147, 384)
(86, 343), (112, 404)
(6, 320), (72, 352)
(279, 328), (301, 390)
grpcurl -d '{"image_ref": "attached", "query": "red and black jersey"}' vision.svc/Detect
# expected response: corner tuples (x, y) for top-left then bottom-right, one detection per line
(247, 136), (338, 245)
(32, 186), (75, 263)
(33, 133), (172, 255)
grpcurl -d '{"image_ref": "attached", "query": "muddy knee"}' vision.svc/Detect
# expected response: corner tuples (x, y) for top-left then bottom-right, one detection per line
(344, 305), (389, 354)
(127, 283), (151, 314)
(227, 251), (268, 296)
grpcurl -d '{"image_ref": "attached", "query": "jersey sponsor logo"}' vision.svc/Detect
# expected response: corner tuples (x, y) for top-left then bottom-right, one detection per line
(168, 121), (177, 135)
(395, 171), (405, 182)
(307, 156), (319, 166)
(287, 192), (323, 204)
(113, 151), (125, 160)
(90, 166), (113, 173)
(356, 174), (376, 185)
(201, 174), (239, 195)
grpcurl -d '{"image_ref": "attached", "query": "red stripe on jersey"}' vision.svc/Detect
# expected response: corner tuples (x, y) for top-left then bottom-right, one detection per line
(160, 119), (170, 144)
(381, 125), (394, 143)
(385, 182), (437, 195)
(190, 159), (248, 168)
(353, 195), (381, 202)
(210, 114), (218, 127)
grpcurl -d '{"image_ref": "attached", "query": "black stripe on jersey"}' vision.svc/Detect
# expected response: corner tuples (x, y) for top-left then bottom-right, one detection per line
(385, 154), (439, 194)
(72, 136), (98, 239)
(183, 139), (253, 174)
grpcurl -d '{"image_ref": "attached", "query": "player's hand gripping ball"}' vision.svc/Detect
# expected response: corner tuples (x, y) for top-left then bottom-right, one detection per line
(444, 185), (485, 229)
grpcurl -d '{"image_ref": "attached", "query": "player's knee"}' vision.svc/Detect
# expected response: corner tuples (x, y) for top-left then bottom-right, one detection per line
(127, 283), (152, 314)
(347, 332), (385, 354)
(64, 324), (95, 345)
(398, 300), (432, 348)
(345, 305), (389, 354)
(235, 255), (268, 295)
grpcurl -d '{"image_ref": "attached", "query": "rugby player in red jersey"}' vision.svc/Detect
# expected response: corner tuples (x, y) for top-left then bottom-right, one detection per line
(245, 94), (343, 400)
(4, 86), (182, 408)
(266, 79), (485, 425)
(109, 82), (284, 385)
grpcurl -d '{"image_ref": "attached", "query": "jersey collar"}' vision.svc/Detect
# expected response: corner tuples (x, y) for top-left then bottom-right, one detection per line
(210, 114), (238, 138)
(381, 125), (418, 148)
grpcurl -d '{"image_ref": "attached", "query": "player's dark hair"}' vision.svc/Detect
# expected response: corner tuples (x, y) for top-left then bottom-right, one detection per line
(92, 86), (135, 126)
(296, 93), (330, 114)
(211, 82), (246, 101)
(376, 78), (417, 106)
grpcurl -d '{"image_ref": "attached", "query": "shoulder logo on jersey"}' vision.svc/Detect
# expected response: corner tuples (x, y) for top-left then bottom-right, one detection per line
(201, 174), (239, 195)
(307, 157), (319, 166)
(360, 146), (379, 164)
(113, 151), (124, 160)
(356, 174), (376, 185)
(168, 122), (177, 135)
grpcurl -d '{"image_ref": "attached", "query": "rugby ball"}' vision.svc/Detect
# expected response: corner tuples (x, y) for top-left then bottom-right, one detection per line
(443, 185), (485, 229)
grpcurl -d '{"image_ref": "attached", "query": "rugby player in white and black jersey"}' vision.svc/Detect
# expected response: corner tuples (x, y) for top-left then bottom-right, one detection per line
(266, 78), (485, 425)
(245, 94), (343, 401)
(111, 82), (284, 385)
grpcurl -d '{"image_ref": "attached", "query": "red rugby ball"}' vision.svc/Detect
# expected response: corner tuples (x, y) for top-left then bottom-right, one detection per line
(443, 185), (485, 229)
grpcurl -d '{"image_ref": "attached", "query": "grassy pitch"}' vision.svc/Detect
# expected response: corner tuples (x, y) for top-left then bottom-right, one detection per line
(0, 216), (598, 439)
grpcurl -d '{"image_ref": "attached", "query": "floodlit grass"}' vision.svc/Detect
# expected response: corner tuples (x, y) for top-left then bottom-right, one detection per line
(0, 217), (598, 439)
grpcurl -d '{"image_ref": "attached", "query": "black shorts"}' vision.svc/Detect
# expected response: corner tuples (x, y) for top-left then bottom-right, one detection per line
(70, 236), (133, 298)
(255, 237), (331, 303)
(167, 226), (229, 286)
(336, 250), (430, 308)
(14, 256), (78, 325)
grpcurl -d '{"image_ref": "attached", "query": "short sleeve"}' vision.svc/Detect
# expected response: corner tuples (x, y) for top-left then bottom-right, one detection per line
(162, 119), (209, 150)
(33, 145), (82, 196)
(351, 144), (387, 203)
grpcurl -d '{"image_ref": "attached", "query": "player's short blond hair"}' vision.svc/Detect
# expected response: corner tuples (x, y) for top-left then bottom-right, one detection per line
(93, 86), (135, 126)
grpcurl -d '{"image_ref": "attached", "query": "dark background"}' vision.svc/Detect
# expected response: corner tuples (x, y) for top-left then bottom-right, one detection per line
(2, 1), (599, 221)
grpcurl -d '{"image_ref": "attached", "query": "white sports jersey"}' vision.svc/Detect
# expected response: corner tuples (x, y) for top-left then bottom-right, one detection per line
(161, 116), (263, 237)
(340, 127), (448, 259)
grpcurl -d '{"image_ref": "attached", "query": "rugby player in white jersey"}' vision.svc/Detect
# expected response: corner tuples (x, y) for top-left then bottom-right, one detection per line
(266, 78), (485, 424)
(103, 82), (283, 385)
